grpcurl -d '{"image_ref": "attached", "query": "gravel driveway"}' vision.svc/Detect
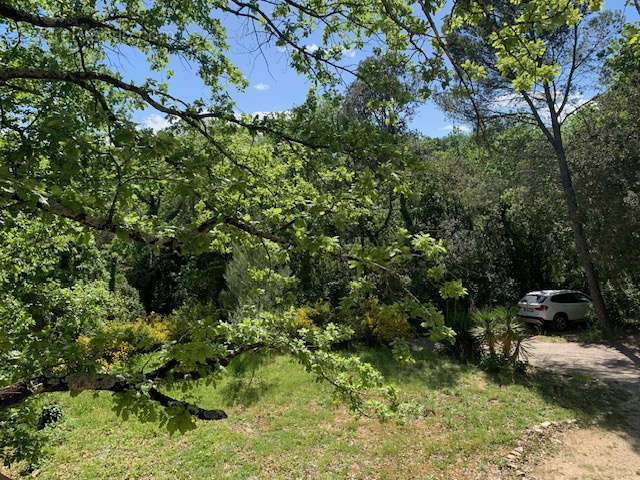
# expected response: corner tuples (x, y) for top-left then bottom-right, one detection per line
(526, 335), (640, 393)
(525, 334), (640, 479)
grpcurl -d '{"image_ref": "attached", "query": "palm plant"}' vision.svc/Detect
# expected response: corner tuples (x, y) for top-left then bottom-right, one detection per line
(471, 309), (500, 356)
(471, 306), (530, 364)
(495, 306), (529, 362)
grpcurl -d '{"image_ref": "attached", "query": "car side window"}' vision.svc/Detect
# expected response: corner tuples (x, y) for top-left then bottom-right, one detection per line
(551, 294), (571, 303)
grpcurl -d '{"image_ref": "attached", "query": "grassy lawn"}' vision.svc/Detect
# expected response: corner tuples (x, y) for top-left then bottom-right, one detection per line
(8, 349), (629, 480)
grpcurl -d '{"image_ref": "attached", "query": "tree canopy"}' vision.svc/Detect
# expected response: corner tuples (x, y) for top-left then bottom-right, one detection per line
(1, 0), (639, 470)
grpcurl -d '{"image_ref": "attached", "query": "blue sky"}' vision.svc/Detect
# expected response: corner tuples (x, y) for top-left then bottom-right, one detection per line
(133, 0), (639, 137)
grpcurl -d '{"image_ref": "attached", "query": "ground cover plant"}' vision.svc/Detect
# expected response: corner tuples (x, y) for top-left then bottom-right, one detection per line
(1, 0), (639, 477)
(2, 349), (631, 480)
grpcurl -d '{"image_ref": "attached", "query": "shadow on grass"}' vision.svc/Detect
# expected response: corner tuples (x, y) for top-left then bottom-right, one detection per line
(515, 366), (640, 454)
(531, 319), (640, 346)
(218, 376), (275, 407)
(475, 353), (640, 455)
(356, 346), (474, 389)
(215, 351), (278, 407)
(503, 368), (631, 418)
(355, 342), (640, 454)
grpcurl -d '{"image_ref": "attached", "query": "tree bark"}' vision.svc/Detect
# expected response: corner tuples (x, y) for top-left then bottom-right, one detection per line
(551, 138), (609, 328)
(0, 374), (129, 409)
(399, 194), (415, 234)
(0, 373), (228, 420)
(522, 85), (610, 329)
(0, 343), (264, 411)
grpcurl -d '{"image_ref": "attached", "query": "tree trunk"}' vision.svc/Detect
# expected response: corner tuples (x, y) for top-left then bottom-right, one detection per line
(399, 194), (415, 234)
(552, 140), (609, 328)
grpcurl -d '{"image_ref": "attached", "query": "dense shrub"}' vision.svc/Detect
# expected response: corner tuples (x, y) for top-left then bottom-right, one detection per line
(126, 249), (228, 314)
(0, 400), (52, 468)
(76, 313), (174, 371)
(442, 309), (481, 360)
(343, 298), (414, 344)
(602, 276), (640, 326)
(220, 242), (296, 318)
(294, 301), (333, 330)
(38, 404), (64, 430)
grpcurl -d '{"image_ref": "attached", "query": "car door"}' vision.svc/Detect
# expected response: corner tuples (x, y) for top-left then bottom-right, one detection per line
(572, 293), (591, 319)
(564, 293), (588, 320)
(550, 293), (572, 319)
(563, 294), (581, 320)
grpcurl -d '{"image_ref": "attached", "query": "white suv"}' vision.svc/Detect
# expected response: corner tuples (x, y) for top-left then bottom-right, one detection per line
(518, 290), (591, 330)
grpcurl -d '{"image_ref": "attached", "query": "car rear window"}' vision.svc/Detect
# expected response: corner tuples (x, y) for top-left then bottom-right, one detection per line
(521, 294), (547, 304)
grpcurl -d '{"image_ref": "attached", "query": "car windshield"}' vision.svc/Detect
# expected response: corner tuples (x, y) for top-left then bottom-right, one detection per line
(520, 294), (547, 304)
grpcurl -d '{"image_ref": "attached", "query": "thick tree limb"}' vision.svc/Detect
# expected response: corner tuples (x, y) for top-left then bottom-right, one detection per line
(0, 374), (129, 409)
(1, 189), (173, 247)
(0, 0), (358, 93)
(0, 374), (227, 421)
(0, 344), (264, 413)
(1, 186), (412, 292)
(148, 387), (227, 420)
(0, 2), (197, 60)
(0, 2), (117, 29)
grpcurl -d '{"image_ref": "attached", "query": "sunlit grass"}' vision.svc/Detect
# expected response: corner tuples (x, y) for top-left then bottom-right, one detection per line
(23, 348), (628, 480)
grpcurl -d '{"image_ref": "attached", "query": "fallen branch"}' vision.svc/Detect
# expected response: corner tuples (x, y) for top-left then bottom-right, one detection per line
(0, 371), (228, 420)
(148, 387), (227, 420)
(0, 344), (264, 416)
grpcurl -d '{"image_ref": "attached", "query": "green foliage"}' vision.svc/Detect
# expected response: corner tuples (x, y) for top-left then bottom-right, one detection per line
(126, 249), (227, 314)
(607, 20), (640, 80)
(38, 404), (64, 430)
(0, 274), (141, 384)
(472, 306), (530, 367)
(443, 308), (481, 360)
(1, 0), (638, 471)
(293, 301), (333, 331)
(342, 52), (424, 132)
(447, 0), (609, 91)
(76, 313), (173, 371)
(566, 74), (640, 322)
(12, 349), (633, 478)
(220, 242), (296, 316)
(0, 400), (58, 467)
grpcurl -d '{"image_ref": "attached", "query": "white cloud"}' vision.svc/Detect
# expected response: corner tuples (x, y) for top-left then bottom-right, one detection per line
(254, 83), (270, 91)
(441, 124), (471, 133)
(491, 91), (591, 123)
(491, 92), (525, 110)
(560, 93), (588, 118)
(343, 48), (356, 58)
(304, 44), (319, 53)
(140, 113), (171, 132)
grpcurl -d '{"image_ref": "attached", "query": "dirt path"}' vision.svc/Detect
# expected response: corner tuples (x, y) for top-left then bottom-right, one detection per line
(525, 335), (640, 480)
(526, 336), (640, 392)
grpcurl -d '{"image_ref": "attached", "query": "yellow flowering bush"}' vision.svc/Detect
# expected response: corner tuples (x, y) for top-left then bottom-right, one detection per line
(349, 298), (413, 343)
(291, 301), (332, 332)
(74, 314), (174, 370)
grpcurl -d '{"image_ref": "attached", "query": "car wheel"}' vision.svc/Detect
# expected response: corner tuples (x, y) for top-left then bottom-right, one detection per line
(553, 313), (568, 331)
